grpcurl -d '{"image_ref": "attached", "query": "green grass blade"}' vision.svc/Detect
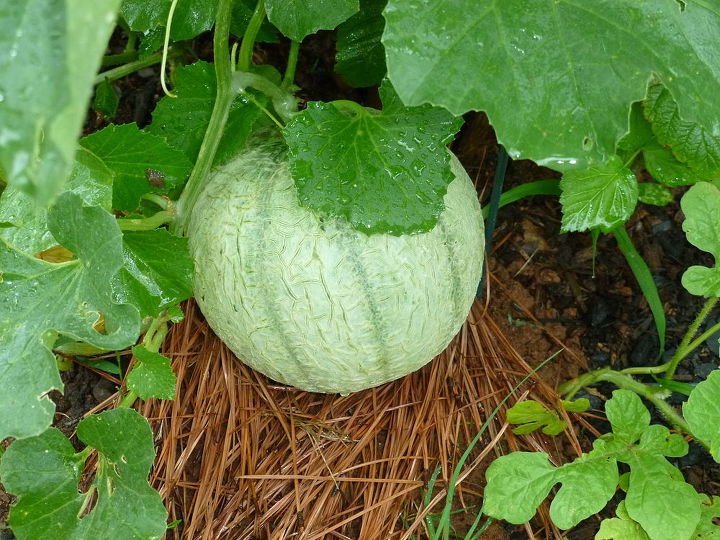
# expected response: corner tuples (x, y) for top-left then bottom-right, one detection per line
(434, 350), (563, 539)
(481, 179), (561, 219)
(613, 224), (666, 355)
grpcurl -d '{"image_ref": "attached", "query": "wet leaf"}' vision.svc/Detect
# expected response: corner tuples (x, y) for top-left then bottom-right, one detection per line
(265, 0), (358, 41)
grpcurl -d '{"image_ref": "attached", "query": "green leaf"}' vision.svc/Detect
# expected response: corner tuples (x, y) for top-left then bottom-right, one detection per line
(644, 141), (703, 187)
(680, 183), (720, 297)
(335, 0), (387, 87)
(561, 398), (590, 413)
(138, 27), (166, 58)
(112, 229), (193, 319)
(616, 103), (655, 161)
(482, 452), (557, 524)
(0, 409), (166, 539)
(0, 193), (141, 439)
(506, 400), (567, 436)
(383, 1), (720, 169)
(638, 183), (673, 207)
(265, 0), (359, 41)
(127, 344), (176, 400)
(0, 0), (121, 204)
(80, 123), (193, 212)
(644, 84), (720, 177)
(624, 454), (701, 540)
(596, 502), (650, 540)
(146, 61), (265, 164)
(684, 370), (720, 461)
(94, 79), (120, 119)
(0, 428), (85, 538)
(695, 495), (720, 539)
(605, 390), (650, 444)
(120, 0), (218, 40)
(484, 389), (702, 534)
(483, 446), (618, 529)
(283, 81), (462, 234)
(230, 0), (280, 42)
(559, 157), (638, 233)
(0, 147), (114, 254)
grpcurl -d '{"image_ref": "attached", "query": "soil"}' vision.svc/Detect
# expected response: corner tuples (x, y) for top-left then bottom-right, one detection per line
(2, 27), (719, 540)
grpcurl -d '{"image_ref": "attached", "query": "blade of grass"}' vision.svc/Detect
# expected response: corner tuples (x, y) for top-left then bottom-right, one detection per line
(480, 178), (560, 219)
(613, 224), (665, 355)
(434, 349), (563, 539)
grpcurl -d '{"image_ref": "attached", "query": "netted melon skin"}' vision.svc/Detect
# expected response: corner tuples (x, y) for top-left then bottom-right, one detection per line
(188, 144), (484, 394)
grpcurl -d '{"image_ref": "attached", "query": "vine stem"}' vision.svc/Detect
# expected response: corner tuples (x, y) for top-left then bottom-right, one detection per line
(174, 0), (235, 235)
(117, 210), (174, 231)
(664, 296), (718, 380)
(238, 0), (266, 72)
(93, 50), (180, 85)
(282, 40), (300, 89)
(560, 368), (694, 437)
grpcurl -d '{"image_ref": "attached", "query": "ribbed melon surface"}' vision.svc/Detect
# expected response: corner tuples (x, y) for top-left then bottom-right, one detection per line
(188, 143), (484, 394)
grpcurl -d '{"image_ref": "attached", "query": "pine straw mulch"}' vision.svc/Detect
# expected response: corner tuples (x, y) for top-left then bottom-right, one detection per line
(89, 294), (591, 540)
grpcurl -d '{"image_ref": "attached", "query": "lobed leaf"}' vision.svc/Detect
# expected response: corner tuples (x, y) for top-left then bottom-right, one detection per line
(0, 147), (114, 255)
(506, 400), (567, 436)
(596, 502), (650, 540)
(559, 157), (638, 233)
(126, 344), (177, 400)
(0, 409), (166, 539)
(284, 81), (462, 234)
(0, 193), (140, 439)
(0, 0), (120, 205)
(680, 183), (720, 297)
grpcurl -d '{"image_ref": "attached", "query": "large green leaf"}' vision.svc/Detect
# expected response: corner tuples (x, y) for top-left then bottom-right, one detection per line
(0, 147), (114, 254)
(0, 408), (166, 539)
(112, 229), (193, 318)
(0, 0), (121, 204)
(0, 193), (140, 439)
(284, 82), (461, 234)
(383, 0), (720, 169)
(265, 0), (358, 41)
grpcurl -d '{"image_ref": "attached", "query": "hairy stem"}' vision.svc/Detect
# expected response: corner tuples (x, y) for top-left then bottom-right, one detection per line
(117, 210), (174, 231)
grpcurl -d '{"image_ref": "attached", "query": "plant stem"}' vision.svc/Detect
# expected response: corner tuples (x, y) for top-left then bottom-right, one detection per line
(174, 0), (235, 235)
(102, 51), (138, 67)
(141, 193), (171, 210)
(597, 370), (694, 436)
(117, 210), (174, 231)
(282, 40), (300, 89)
(664, 297), (718, 380)
(233, 71), (296, 123)
(119, 314), (170, 408)
(238, 0), (266, 72)
(93, 50), (179, 85)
